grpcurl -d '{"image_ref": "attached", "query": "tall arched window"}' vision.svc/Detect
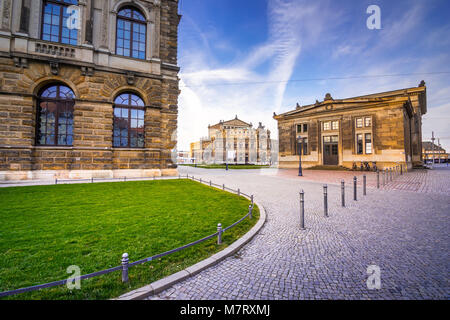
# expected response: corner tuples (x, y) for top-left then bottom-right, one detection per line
(37, 84), (75, 146)
(113, 93), (145, 148)
(41, 0), (79, 45)
(116, 6), (147, 59)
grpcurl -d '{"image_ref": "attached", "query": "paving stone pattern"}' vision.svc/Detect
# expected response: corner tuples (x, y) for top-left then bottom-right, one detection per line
(148, 166), (450, 300)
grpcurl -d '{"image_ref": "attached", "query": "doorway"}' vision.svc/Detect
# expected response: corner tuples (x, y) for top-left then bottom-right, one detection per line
(323, 135), (339, 165)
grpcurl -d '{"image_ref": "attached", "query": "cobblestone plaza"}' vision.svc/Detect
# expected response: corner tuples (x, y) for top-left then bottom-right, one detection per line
(148, 165), (450, 300)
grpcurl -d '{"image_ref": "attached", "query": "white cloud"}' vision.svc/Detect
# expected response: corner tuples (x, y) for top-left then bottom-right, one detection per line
(178, 0), (337, 151)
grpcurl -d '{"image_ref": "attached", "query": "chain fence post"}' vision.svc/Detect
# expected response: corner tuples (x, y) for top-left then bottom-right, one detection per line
(210, 180), (212, 187)
(299, 190), (305, 230)
(363, 174), (367, 196)
(323, 184), (328, 217)
(341, 179), (345, 207)
(251, 194), (254, 207)
(377, 170), (380, 189)
(353, 176), (357, 201)
(217, 223), (223, 245)
(121, 253), (129, 283)
(248, 204), (253, 219)
(223, 184), (225, 190)
(238, 188), (240, 196)
(55, 178), (58, 185)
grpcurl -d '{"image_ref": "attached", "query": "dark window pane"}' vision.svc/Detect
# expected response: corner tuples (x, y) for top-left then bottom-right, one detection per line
(116, 8), (146, 59)
(113, 93), (145, 148)
(37, 84), (74, 146)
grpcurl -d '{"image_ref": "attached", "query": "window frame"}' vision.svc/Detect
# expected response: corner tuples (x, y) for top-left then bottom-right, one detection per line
(41, 0), (79, 46)
(356, 118), (363, 128)
(115, 6), (147, 60)
(331, 120), (339, 130)
(113, 93), (146, 149)
(296, 123), (308, 134)
(323, 121), (331, 131)
(365, 133), (372, 154)
(36, 84), (75, 147)
(356, 133), (364, 155)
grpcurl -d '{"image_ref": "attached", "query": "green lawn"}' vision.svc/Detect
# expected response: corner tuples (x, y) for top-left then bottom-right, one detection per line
(181, 164), (271, 169)
(0, 179), (258, 300)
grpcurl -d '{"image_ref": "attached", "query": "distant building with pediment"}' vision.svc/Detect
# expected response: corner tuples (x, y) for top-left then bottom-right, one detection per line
(190, 116), (273, 165)
(273, 82), (427, 170)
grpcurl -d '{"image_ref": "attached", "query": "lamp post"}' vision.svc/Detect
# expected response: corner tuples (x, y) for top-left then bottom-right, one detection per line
(297, 135), (303, 177)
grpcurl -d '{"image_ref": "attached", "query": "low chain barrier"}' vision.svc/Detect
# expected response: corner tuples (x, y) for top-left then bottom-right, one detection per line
(0, 175), (254, 298)
(300, 163), (407, 229)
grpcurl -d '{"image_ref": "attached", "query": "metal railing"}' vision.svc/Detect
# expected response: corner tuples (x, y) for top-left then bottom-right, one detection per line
(0, 175), (255, 298)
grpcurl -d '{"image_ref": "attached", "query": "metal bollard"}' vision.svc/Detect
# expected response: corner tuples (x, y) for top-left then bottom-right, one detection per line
(55, 178), (58, 185)
(299, 190), (305, 230)
(248, 204), (253, 219)
(353, 176), (357, 201)
(390, 168), (393, 181)
(121, 253), (129, 283)
(400, 164), (403, 175)
(323, 185), (328, 217)
(341, 180), (345, 207)
(238, 188), (240, 196)
(200, 178), (202, 183)
(217, 223), (223, 245)
(210, 180), (212, 187)
(377, 171), (380, 189)
(382, 169), (386, 186)
(91, 177), (94, 183)
(223, 184), (225, 190)
(363, 175), (367, 196)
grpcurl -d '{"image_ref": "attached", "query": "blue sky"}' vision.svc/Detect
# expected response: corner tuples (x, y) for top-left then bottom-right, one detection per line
(177, 0), (450, 151)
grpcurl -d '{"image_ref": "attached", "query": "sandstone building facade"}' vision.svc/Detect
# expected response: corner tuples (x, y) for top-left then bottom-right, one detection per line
(422, 141), (448, 163)
(0, 0), (180, 180)
(274, 83), (427, 170)
(190, 116), (273, 165)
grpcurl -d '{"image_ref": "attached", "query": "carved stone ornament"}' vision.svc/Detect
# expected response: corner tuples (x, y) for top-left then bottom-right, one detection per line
(126, 72), (135, 85)
(49, 61), (59, 75)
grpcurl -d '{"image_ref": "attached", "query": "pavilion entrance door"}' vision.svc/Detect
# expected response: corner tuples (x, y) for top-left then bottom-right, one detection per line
(323, 135), (339, 165)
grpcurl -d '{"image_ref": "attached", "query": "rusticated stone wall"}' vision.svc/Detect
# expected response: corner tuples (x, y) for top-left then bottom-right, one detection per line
(0, 0), (180, 180)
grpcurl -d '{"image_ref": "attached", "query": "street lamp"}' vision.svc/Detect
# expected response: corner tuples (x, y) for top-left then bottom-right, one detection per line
(297, 135), (303, 176)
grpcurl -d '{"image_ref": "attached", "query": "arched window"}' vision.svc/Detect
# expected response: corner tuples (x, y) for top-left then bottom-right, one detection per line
(41, 0), (79, 45)
(113, 93), (145, 148)
(37, 84), (75, 146)
(116, 6), (147, 59)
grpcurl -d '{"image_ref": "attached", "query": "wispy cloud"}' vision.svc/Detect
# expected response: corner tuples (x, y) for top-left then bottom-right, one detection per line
(178, 0), (337, 150)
